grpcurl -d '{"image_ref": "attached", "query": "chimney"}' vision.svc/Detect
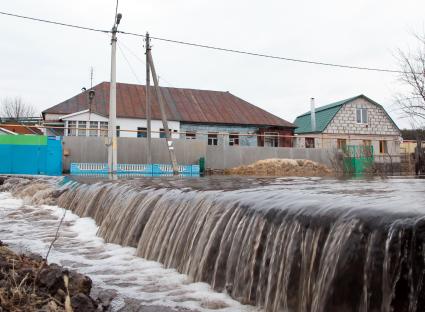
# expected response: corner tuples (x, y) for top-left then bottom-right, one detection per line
(310, 97), (316, 132)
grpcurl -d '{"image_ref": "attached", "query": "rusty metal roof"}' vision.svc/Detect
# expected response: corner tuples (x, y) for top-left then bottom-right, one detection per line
(43, 82), (295, 128)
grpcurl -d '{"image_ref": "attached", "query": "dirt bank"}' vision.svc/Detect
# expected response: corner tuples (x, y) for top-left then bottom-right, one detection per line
(224, 158), (333, 177)
(0, 240), (107, 312)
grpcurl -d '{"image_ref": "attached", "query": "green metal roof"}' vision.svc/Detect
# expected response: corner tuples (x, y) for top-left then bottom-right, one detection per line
(293, 95), (400, 134)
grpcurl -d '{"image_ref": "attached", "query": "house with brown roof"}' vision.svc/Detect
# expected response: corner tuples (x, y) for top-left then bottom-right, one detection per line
(43, 82), (295, 147)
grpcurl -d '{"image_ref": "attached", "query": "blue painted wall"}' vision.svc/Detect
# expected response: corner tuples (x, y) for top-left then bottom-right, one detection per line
(180, 123), (259, 146)
(0, 136), (62, 175)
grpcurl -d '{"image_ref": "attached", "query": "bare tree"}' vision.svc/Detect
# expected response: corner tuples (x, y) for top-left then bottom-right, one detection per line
(395, 33), (425, 125)
(0, 97), (36, 120)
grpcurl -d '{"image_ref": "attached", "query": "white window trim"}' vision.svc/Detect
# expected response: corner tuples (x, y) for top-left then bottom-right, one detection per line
(356, 108), (368, 124)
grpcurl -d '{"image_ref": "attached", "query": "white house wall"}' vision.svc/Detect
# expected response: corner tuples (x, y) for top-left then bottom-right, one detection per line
(62, 112), (180, 138)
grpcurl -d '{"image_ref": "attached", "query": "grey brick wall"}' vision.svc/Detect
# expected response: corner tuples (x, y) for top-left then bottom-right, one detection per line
(324, 98), (400, 136)
(180, 123), (258, 146)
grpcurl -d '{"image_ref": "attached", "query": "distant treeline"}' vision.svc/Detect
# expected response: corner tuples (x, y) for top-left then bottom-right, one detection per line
(401, 129), (425, 140)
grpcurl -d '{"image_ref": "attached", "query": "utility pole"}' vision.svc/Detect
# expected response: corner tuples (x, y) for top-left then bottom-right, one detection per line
(145, 33), (152, 165)
(146, 49), (179, 175)
(88, 67), (94, 123)
(107, 13), (122, 174)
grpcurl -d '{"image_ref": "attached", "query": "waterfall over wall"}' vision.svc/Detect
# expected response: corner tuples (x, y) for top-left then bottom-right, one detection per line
(2, 176), (425, 311)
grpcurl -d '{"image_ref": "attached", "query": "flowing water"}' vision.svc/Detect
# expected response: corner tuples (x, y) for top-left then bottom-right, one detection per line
(1, 176), (425, 312)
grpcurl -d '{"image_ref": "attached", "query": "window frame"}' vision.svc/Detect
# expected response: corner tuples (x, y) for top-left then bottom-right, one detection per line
(67, 120), (77, 136)
(185, 131), (196, 140)
(89, 121), (98, 137)
(77, 121), (87, 137)
(305, 137), (315, 148)
(264, 132), (279, 147)
(207, 132), (218, 146)
(99, 122), (108, 137)
(337, 138), (347, 150)
(229, 133), (240, 146)
(137, 127), (147, 138)
(379, 140), (388, 154)
(356, 108), (368, 124)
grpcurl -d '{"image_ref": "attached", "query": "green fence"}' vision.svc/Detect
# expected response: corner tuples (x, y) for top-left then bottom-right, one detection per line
(343, 145), (374, 175)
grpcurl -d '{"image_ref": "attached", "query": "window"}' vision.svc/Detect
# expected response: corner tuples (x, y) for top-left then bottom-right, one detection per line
(337, 139), (347, 150)
(264, 132), (278, 147)
(208, 132), (218, 145)
(305, 137), (315, 148)
(229, 133), (239, 146)
(185, 131), (196, 140)
(159, 128), (173, 138)
(379, 140), (388, 154)
(67, 121), (77, 136)
(356, 108), (368, 124)
(89, 121), (98, 136)
(78, 121), (87, 136)
(100, 122), (108, 137)
(116, 126), (120, 137)
(137, 127), (147, 138)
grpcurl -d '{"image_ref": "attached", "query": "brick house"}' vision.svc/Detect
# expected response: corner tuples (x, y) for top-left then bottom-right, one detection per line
(293, 95), (401, 156)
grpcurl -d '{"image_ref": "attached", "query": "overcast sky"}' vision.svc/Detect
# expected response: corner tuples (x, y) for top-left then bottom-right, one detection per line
(1, 0), (424, 128)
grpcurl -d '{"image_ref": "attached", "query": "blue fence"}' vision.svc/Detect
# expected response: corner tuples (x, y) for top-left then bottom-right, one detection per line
(70, 163), (200, 176)
(0, 136), (62, 175)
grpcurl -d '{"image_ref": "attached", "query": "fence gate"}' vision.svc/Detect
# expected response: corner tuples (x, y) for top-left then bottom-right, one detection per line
(0, 135), (62, 175)
(343, 145), (374, 175)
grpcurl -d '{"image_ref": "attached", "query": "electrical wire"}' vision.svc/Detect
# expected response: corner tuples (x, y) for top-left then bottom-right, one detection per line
(117, 42), (142, 84)
(119, 30), (404, 74)
(0, 10), (414, 74)
(119, 38), (177, 88)
(0, 11), (109, 34)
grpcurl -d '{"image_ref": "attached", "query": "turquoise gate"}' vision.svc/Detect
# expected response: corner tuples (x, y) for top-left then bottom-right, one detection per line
(0, 135), (62, 175)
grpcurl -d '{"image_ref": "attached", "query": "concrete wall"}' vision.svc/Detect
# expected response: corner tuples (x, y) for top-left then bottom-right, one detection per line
(62, 136), (206, 172)
(62, 137), (337, 172)
(206, 145), (335, 169)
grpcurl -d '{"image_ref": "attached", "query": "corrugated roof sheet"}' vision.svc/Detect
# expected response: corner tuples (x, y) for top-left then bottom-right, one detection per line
(293, 94), (400, 134)
(43, 82), (295, 128)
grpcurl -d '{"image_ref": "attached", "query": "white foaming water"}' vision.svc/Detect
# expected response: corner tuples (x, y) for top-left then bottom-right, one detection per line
(0, 192), (259, 312)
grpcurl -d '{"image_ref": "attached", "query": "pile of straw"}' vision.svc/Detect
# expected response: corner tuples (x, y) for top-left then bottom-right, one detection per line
(224, 158), (333, 177)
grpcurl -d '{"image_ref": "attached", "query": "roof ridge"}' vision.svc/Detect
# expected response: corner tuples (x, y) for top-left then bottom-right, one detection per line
(297, 95), (364, 117)
(100, 81), (230, 94)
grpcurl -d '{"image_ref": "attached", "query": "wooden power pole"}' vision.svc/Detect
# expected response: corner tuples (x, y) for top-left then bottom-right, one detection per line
(146, 47), (179, 175)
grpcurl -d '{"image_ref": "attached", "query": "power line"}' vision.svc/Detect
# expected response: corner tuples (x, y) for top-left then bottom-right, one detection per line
(119, 38), (177, 88)
(0, 11), (109, 34)
(0, 10), (412, 74)
(119, 30), (404, 74)
(117, 42), (142, 84)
